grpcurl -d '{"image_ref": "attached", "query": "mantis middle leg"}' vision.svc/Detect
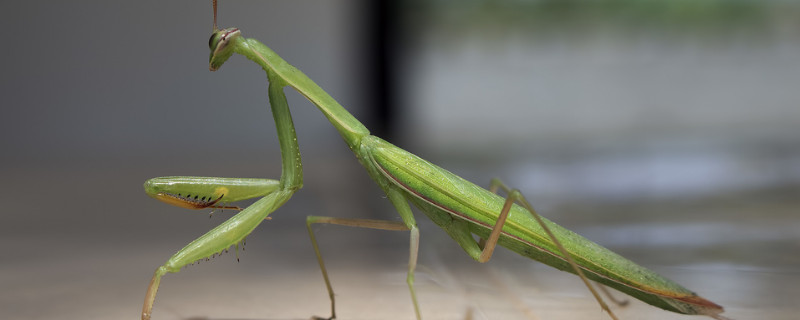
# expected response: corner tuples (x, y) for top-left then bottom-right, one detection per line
(306, 186), (421, 320)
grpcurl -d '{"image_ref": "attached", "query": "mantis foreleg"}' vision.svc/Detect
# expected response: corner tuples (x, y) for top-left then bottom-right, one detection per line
(141, 68), (303, 320)
(142, 189), (294, 320)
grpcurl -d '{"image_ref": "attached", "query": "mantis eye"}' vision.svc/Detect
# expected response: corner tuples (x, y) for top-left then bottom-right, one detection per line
(208, 32), (218, 50)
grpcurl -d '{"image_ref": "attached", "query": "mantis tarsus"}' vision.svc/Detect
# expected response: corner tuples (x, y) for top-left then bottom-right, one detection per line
(141, 4), (727, 320)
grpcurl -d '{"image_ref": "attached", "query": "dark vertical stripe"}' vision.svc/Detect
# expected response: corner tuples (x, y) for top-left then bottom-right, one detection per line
(362, 0), (396, 140)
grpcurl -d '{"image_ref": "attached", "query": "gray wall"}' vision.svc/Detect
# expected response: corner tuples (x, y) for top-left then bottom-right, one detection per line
(1, 0), (368, 167)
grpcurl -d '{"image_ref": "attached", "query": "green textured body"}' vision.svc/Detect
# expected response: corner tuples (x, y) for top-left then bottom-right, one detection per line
(142, 26), (724, 320)
(219, 28), (722, 317)
(361, 136), (718, 315)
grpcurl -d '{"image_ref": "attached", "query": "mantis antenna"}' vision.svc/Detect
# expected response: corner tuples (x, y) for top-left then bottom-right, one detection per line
(212, 0), (218, 31)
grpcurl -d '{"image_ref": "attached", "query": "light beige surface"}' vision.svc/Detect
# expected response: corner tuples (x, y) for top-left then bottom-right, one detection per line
(2, 164), (797, 320)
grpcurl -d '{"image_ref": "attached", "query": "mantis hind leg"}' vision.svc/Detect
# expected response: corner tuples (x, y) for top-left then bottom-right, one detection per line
(306, 187), (422, 320)
(487, 178), (620, 320)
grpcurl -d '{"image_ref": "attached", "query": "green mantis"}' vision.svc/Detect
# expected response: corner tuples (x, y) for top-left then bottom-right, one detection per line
(141, 6), (727, 320)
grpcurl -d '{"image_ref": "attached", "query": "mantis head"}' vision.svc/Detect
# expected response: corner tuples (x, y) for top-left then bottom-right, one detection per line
(209, 27), (241, 71)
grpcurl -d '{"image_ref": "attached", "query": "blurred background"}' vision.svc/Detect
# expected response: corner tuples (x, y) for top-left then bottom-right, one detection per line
(1, 1), (798, 319)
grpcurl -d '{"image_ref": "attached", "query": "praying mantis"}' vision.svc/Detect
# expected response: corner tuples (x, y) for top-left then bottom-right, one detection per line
(140, 3), (727, 320)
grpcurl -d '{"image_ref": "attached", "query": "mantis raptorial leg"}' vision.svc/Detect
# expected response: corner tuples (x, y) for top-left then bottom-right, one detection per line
(140, 2), (727, 320)
(141, 65), (303, 320)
